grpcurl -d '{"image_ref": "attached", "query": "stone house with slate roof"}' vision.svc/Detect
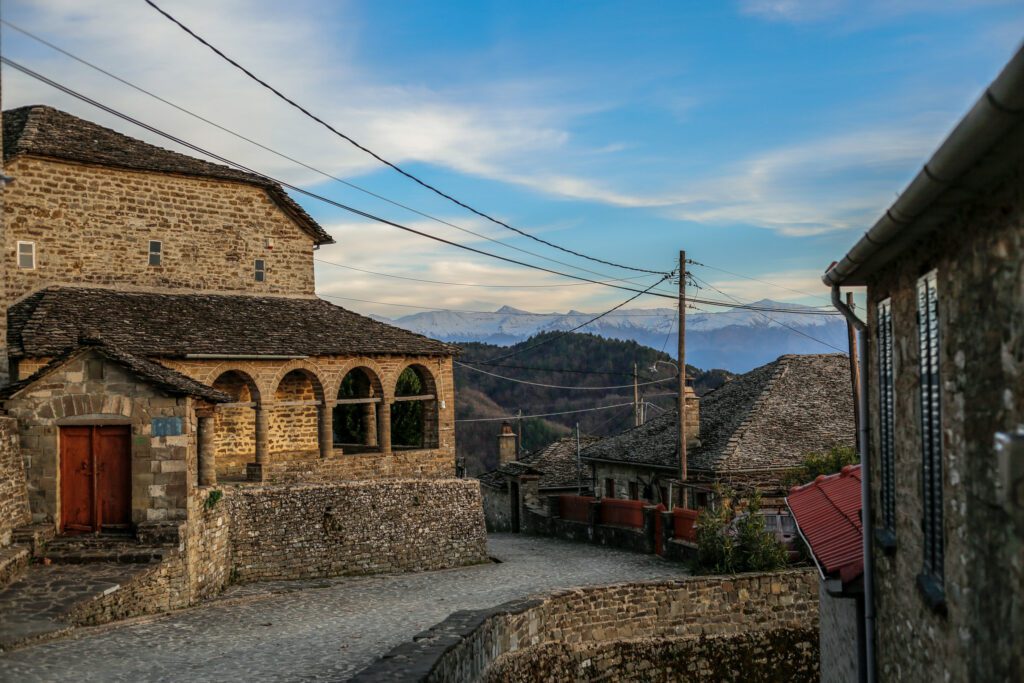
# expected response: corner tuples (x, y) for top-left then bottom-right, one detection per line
(0, 105), (458, 535)
(478, 433), (599, 531)
(581, 354), (855, 507)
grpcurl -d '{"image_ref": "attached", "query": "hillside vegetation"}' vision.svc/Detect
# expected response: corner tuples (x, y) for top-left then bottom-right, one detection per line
(455, 332), (734, 474)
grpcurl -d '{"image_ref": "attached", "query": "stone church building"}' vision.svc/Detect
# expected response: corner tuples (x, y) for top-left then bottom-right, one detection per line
(0, 105), (458, 536)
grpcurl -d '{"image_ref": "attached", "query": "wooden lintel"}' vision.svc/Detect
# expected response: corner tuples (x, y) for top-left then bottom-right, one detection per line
(333, 397), (383, 406)
(393, 394), (436, 403)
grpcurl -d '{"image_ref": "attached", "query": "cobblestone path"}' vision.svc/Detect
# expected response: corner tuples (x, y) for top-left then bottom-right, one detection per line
(0, 535), (682, 682)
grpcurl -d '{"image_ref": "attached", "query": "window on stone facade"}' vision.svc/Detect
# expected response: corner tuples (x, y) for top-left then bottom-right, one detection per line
(604, 478), (615, 499)
(628, 481), (639, 500)
(254, 259), (266, 282)
(17, 241), (35, 269)
(917, 270), (945, 608)
(149, 240), (162, 266)
(877, 298), (896, 544)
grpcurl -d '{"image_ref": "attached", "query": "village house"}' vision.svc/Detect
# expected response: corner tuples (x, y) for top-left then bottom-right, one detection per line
(822, 46), (1024, 682)
(0, 104), (458, 537)
(580, 353), (855, 509)
(787, 464), (863, 683)
(477, 422), (598, 531)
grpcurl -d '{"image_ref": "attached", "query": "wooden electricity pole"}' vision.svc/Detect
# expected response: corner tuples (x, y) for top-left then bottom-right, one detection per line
(633, 362), (640, 427)
(678, 250), (688, 508)
(846, 292), (861, 450)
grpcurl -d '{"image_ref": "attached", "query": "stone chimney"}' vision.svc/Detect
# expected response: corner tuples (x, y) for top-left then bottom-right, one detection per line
(498, 421), (517, 465)
(685, 378), (700, 449)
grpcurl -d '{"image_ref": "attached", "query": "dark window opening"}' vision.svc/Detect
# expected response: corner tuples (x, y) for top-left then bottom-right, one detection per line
(391, 365), (439, 450)
(628, 481), (639, 500)
(604, 477), (616, 499)
(254, 259), (266, 282)
(149, 240), (162, 266)
(333, 368), (381, 453)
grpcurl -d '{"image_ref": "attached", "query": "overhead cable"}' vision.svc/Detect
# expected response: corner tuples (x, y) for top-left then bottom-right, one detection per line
(143, 0), (669, 276)
(454, 360), (674, 390)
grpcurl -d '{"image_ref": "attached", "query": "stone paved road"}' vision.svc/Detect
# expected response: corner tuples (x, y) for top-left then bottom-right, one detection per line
(0, 535), (684, 682)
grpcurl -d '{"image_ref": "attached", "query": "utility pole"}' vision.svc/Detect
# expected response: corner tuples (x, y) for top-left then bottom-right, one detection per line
(678, 250), (688, 509)
(633, 362), (640, 427)
(846, 292), (861, 450)
(516, 408), (522, 458)
(575, 422), (582, 494)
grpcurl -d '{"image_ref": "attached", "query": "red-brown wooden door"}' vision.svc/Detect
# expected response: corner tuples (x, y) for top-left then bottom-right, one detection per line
(60, 425), (131, 533)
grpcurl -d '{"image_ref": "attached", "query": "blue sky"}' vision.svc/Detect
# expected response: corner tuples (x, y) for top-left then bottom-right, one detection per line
(3, 0), (1023, 315)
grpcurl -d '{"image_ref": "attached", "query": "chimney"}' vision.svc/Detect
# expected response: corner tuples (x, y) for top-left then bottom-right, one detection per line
(685, 378), (700, 449)
(498, 421), (517, 465)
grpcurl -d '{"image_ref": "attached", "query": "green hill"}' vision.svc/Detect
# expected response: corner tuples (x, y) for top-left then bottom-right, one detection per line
(454, 332), (734, 475)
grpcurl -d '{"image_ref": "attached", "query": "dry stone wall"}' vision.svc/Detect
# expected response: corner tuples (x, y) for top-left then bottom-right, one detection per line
(354, 569), (819, 682)
(0, 416), (30, 546)
(227, 479), (488, 581)
(3, 157), (316, 302)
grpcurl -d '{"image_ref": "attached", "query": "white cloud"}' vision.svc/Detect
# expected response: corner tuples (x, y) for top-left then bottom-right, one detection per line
(738, 0), (845, 23)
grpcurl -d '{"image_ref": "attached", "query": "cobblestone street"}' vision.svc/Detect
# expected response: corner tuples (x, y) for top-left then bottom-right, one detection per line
(0, 535), (683, 682)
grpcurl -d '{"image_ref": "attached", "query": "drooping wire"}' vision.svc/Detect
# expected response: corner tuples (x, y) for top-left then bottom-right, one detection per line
(454, 360), (674, 390)
(143, 0), (670, 276)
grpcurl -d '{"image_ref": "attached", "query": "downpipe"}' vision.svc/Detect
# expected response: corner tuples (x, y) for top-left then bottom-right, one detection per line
(832, 285), (874, 683)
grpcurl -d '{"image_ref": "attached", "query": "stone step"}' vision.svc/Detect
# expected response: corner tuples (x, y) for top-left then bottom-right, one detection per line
(11, 524), (56, 557)
(40, 547), (168, 565)
(0, 545), (30, 590)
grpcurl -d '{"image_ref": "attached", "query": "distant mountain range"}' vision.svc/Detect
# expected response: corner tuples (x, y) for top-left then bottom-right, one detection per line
(376, 299), (848, 372)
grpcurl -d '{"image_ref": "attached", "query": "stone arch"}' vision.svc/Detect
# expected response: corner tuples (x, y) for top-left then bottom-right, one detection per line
(269, 365), (327, 457)
(210, 369), (261, 480)
(390, 363), (439, 450)
(205, 362), (263, 402)
(326, 357), (388, 402)
(333, 365), (385, 453)
(268, 359), (328, 403)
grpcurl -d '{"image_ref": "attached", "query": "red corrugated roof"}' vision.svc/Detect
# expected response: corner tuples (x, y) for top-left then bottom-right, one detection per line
(786, 464), (863, 583)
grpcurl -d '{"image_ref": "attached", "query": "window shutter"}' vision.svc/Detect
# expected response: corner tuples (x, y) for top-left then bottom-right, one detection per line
(878, 299), (896, 534)
(917, 271), (943, 584)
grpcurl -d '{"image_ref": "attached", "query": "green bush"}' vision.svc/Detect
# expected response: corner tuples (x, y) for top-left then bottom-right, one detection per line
(783, 445), (859, 488)
(694, 488), (786, 574)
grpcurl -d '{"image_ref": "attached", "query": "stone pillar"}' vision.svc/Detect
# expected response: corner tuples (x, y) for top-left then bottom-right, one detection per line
(498, 421), (517, 465)
(318, 401), (333, 459)
(248, 403), (269, 481)
(379, 400), (392, 455)
(197, 412), (217, 487)
(363, 403), (378, 447)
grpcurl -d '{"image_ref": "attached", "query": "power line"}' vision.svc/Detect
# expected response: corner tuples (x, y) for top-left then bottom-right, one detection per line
(455, 360), (664, 379)
(0, 18), (680, 293)
(689, 260), (833, 304)
(454, 360), (674, 390)
(143, 0), (669, 276)
(689, 273), (847, 354)
(455, 401), (635, 423)
(1, 57), (684, 301)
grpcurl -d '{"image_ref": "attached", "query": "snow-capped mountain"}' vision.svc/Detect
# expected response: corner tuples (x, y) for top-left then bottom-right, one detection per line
(378, 300), (848, 372)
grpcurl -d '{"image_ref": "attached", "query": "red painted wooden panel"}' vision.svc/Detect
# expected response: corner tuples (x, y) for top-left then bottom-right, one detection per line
(558, 495), (594, 523)
(60, 427), (94, 533)
(672, 508), (700, 542)
(96, 426), (132, 529)
(598, 499), (645, 528)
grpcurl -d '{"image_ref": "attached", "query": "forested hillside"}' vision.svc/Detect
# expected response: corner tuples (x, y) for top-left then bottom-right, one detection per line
(455, 332), (734, 474)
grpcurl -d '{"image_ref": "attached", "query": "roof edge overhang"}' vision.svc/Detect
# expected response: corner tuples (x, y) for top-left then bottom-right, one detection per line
(823, 44), (1024, 288)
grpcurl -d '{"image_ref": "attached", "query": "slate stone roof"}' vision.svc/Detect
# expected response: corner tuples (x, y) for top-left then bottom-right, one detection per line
(2, 105), (332, 245)
(0, 339), (230, 403)
(8, 287), (455, 359)
(478, 435), (600, 491)
(580, 354), (854, 473)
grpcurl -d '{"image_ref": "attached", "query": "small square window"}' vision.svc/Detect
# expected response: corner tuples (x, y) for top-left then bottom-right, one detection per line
(254, 259), (266, 282)
(17, 241), (35, 269)
(149, 240), (162, 266)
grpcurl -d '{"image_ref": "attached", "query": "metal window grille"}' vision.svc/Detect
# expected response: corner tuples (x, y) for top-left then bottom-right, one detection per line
(254, 259), (265, 282)
(148, 240), (162, 266)
(917, 271), (943, 585)
(17, 241), (34, 269)
(878, 298), (896, 534)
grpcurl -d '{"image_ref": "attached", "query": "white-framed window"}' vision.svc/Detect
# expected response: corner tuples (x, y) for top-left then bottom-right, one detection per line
(148, 240), (162, 266)
(254, 259), (266, 282)
(16, 241), (35, 269)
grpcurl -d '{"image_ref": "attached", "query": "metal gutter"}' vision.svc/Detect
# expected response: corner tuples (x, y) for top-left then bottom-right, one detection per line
(824, 44), (1024, 287)
(832, 286), (874, 683)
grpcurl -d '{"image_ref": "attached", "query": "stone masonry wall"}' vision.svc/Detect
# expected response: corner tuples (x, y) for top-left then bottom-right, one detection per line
(227, 479), (488, 582)
(0, 416), (30, 546)
(484, 627), (819, 683)
(353, 569), (819, 682)
(864, 154), (1024, 681)
(4, 350), (195, 525)
(3, 156), (316, 303)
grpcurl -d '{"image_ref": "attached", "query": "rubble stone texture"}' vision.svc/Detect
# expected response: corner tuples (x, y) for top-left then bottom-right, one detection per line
(0, 416), (30, 546)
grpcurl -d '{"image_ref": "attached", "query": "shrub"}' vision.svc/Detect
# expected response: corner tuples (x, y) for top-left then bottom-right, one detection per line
(694, 488), (786, 574)
(783, 445), (859, 488)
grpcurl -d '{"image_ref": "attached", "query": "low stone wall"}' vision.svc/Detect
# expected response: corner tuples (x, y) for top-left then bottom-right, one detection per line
(485, 627), (820, 682)
(228, 479), (488, 582)
(69, 487), (232, 625)
(0, 416), (30, 547)
(353, 569), (819, 682)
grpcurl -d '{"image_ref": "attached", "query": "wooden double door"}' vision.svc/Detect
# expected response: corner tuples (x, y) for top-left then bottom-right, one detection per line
(60, 425), (132, 534)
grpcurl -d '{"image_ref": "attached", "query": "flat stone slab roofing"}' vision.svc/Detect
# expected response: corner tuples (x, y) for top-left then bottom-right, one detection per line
(0, 534), (684, 682)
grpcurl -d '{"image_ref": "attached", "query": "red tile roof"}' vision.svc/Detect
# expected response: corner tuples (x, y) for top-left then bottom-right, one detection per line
(786, 464), (863, 583)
